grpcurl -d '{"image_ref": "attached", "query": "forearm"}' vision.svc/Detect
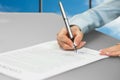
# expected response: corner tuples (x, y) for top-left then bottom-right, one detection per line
(70, 0), (120, 33)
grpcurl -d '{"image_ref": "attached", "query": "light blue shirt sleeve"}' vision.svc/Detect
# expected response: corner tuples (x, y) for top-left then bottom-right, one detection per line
(69, 0), (120, 33)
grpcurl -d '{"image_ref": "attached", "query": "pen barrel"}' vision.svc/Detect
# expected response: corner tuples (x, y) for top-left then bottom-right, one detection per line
(59, 1), (74, 41)
(64, 18), (74, 39)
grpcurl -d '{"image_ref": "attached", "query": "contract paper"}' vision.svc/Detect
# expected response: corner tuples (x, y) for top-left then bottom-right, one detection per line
(0, 41), (108, 80)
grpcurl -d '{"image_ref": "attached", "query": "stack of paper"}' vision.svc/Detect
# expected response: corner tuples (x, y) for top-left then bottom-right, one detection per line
(0, 41), (108, 80)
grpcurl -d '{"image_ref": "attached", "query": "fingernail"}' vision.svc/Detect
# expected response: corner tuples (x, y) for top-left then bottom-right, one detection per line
(72, 45), (76, 49)
(82, 41), (86, 45)
(74, 42), (77, 46)
(80, 41), (86, 46)
(99, 49), (103, 52)
(100, 52), (105, 55)
(106, 52), (109, 55)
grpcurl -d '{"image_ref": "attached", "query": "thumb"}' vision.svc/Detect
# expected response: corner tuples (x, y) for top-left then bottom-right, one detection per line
(74, 32), (83, 46)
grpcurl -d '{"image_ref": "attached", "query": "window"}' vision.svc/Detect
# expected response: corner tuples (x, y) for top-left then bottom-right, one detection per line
(0, 0), (39, 12)
(43, 0), (89, 16)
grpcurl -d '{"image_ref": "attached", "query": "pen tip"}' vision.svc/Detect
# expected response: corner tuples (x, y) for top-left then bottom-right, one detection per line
(75, 49), (78, 53)
(73, 45), (77, 53)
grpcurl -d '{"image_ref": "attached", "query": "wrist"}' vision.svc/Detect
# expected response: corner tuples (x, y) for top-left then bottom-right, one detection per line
(70, 25), (82, 31)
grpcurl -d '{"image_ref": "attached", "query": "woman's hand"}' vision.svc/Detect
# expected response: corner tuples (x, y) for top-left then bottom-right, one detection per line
(57, 26), (86, 50)
(100, 44), (120, 57)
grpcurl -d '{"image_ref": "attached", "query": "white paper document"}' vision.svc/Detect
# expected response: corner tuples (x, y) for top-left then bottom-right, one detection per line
(0, 41), (108, 80)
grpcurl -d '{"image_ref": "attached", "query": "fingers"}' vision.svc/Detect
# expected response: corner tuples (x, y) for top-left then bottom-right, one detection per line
(57, 27), (74, 49)
(71, 26), (84, 46)
(57, 41), (73, 50)
(57, 35), (73, 48)
(76, 41), (86, 49)
(100, 50), (120, 57)
(100, 45), (120, 57)
(57, 26), (85, 50)
(107, 51), (120, 57)
(74, 33), (83, 47)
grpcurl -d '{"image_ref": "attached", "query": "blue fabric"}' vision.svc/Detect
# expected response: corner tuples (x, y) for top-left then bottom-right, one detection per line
(69, 0), (120, 34)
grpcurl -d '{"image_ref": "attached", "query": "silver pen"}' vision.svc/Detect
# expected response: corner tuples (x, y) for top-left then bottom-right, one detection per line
(59, 1), (77, 53)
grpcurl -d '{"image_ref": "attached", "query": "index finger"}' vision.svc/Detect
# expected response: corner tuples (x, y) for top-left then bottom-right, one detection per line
(57, 34), (73, 48)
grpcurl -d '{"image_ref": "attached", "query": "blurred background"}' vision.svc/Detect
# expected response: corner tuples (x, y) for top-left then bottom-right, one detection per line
(0, 0), (120, 40)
